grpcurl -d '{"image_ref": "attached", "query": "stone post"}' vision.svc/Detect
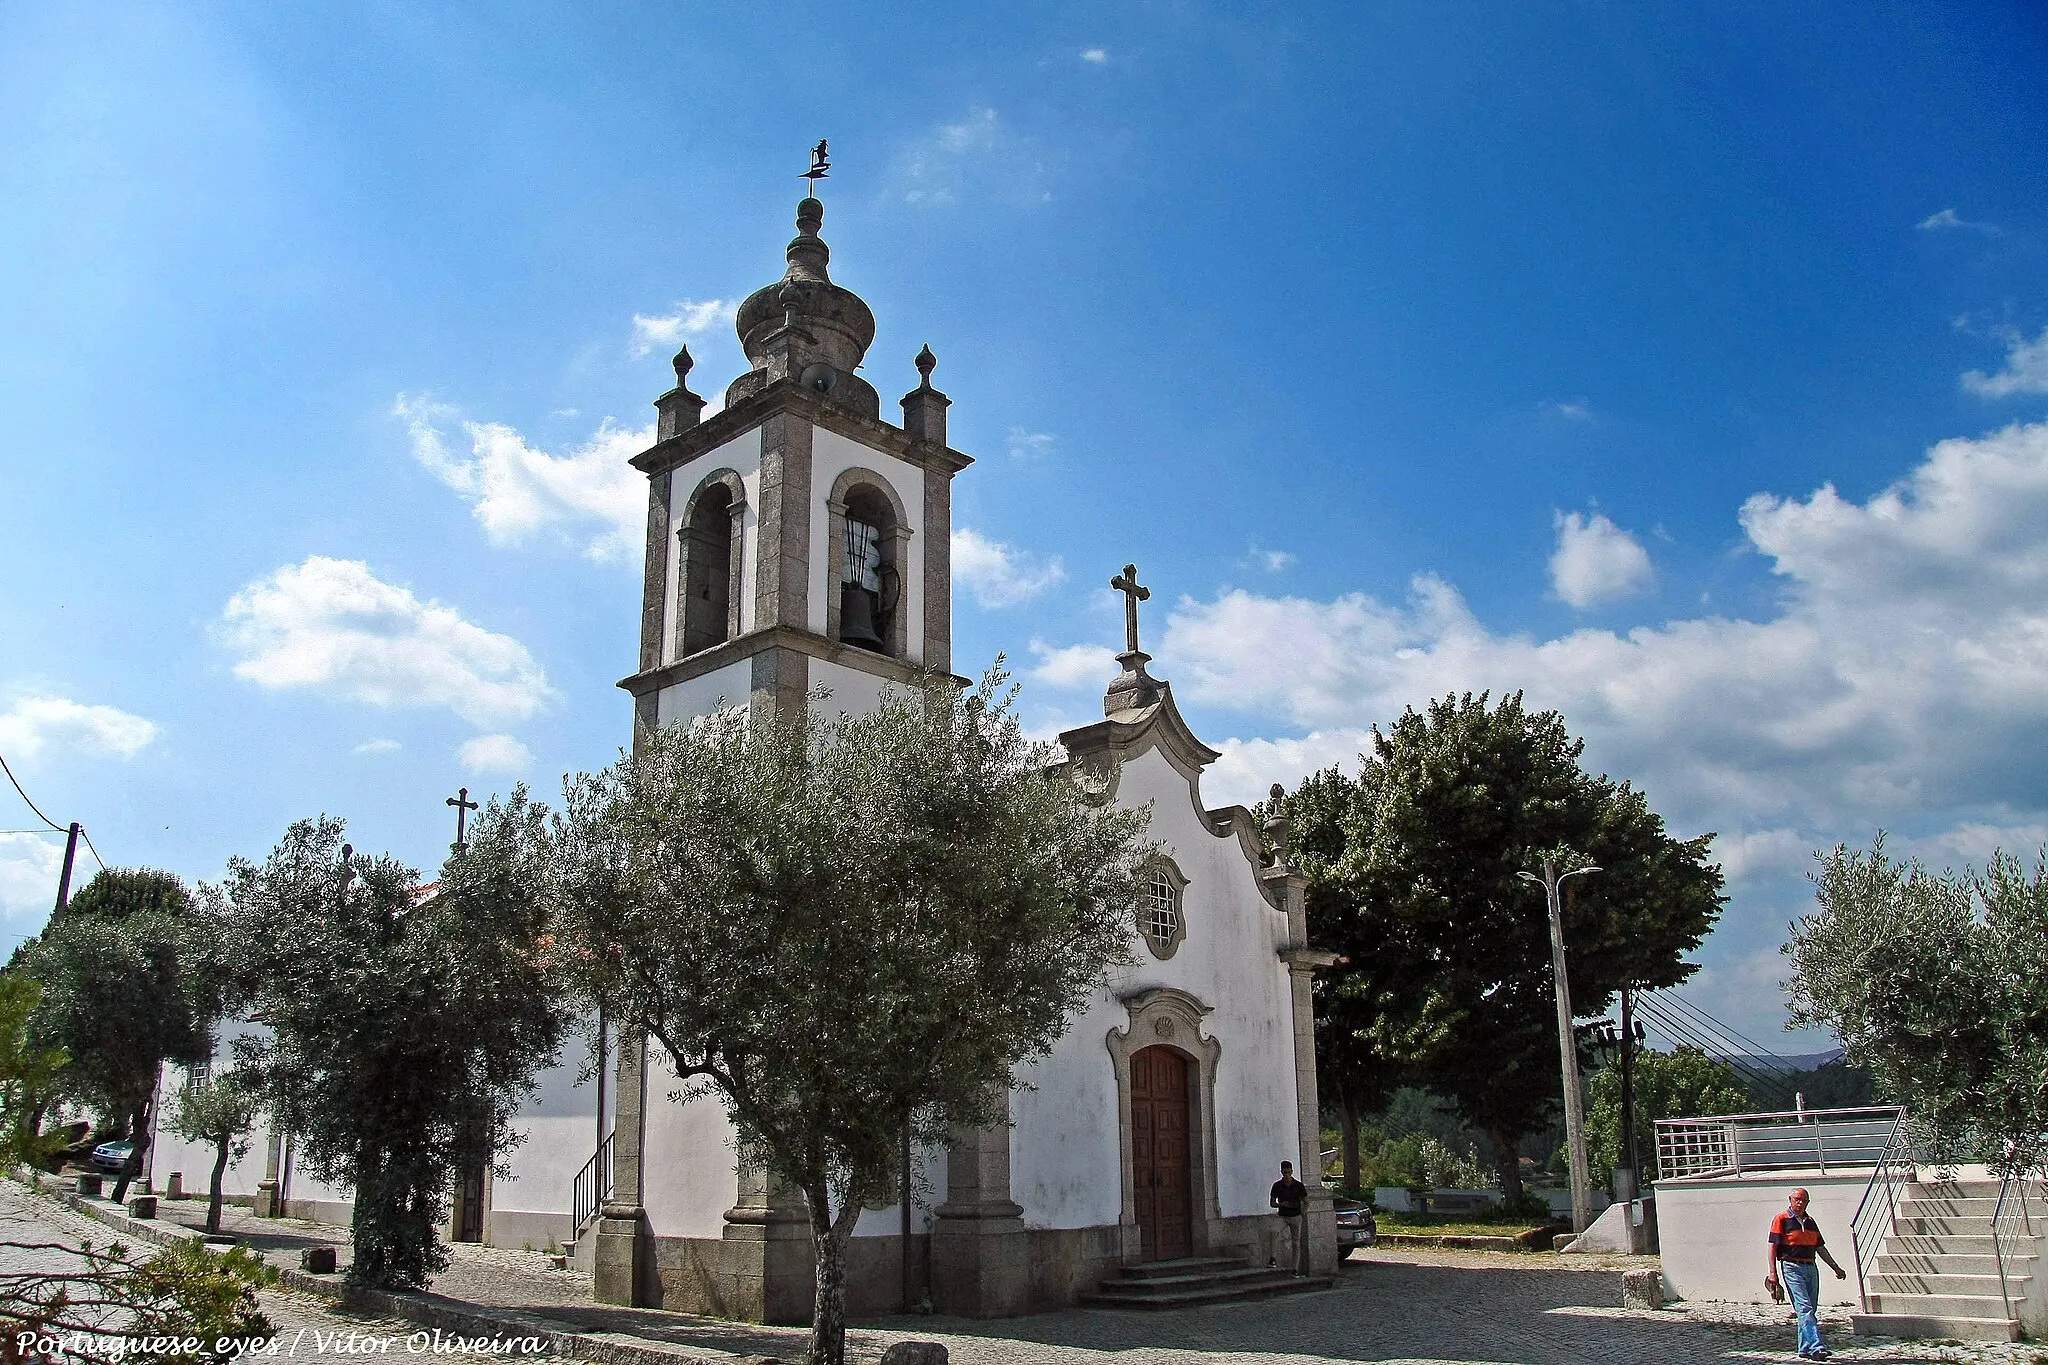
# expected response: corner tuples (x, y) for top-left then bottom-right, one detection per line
(1265, 794), (1340, 1276)
(930, 1087), (1030, 1316)
(716, 1157), (815, 1324)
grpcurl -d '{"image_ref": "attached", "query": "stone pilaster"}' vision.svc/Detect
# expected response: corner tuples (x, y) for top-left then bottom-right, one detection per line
(638, 470), (673, 675)
(752, 411), (814, 633)
(593, 1030), (655, 1306)
(715, 1158), (816, 1324)
(921, 463), (952, 673)
(930, 1090), (1030, 1317)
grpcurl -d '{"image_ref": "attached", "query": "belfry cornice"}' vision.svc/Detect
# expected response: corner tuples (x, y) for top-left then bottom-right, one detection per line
(631, 376), (973, 479)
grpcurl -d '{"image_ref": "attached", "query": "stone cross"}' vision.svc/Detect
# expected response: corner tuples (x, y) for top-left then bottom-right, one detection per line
(1110, 564), (1150, 655)
(446, 787), (478, 852)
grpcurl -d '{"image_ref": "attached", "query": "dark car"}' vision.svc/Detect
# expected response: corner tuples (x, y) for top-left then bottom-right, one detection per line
(89, 1139), (135, 1173)
(1334, 1197), (1377, 1258)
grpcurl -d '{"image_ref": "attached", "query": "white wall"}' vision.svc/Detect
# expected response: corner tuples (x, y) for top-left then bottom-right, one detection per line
(638, 1047), (743, 1240)
(1009, 745), (1300, 1230)
(657, 658), (753, 726)
(491, 1034), (608, 1218)
(664, 427), (764, 659)
(1655, 1170), (1867, 1306)
(806, 428), (925, 664)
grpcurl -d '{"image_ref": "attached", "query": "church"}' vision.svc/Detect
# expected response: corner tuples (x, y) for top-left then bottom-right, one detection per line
(144, 183), (1339, 1322)
(581, 188), (1339, 1319)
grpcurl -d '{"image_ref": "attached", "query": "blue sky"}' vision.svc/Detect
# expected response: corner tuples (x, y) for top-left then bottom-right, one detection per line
(4, 2), (2046, 1043)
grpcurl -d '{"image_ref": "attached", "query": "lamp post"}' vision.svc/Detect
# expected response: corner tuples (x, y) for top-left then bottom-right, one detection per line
(1519, 858), (1601, 1234)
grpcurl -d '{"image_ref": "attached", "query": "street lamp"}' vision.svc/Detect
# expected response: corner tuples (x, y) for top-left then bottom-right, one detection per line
(1519, 858), (1601, 1235)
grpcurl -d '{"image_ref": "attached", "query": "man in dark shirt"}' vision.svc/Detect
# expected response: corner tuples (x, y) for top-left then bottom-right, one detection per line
(1765, 1187), (1846, 1360)
(1269, 1160), (1308, 1276)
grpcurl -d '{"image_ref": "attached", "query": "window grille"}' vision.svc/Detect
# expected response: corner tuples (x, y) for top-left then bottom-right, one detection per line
(1145, 872), (1180, 953)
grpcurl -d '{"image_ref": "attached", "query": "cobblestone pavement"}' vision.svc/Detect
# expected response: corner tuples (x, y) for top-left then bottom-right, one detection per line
(0, 1182), (553, 1360)
(25, 1195), (2048, 1365)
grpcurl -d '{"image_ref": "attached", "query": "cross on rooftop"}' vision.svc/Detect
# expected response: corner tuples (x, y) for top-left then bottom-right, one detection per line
(1110, 564), (1150, 656)
(446, 787), (478, 852)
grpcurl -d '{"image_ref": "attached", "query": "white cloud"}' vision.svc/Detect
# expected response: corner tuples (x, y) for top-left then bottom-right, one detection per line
(1247, 546), (1296, 573)
(895, 108), (1054, 206)
(1540, 398), (1593, 421)
(1007, 428), (1056, 460)
(0, 832), (62, 925)
(1918, 208), (1999, 235)
(952, 528), (1066, 608)
(629, 299), (735, 358)
(219, 557), (554, 728)
(0, 696), (156, 763)
(1043, 421), (2048, 848)
(353, 738), (401, 756)
(1080, 47), (1108, 64)
(458, 734), (532, 774)
(1963, 326), (2048, 399)
(397, 396), (648, 563)
(1549, 511), (1656, 608)
(1030, 640), (1119, 689)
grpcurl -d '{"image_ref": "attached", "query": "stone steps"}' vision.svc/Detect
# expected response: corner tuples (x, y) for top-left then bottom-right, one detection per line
(1851, 1312), (2020, 1343)
(1082, 1257), (1332, 1310)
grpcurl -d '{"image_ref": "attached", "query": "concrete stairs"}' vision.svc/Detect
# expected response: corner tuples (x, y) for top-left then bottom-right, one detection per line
(1081, 1255), (1332, 1310)
(1853, 1180), (2032, 1343)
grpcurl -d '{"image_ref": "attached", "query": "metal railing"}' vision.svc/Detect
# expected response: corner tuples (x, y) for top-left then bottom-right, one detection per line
(571, 1131), (614, 1237)
(1847, 1109), (1916, 1311)
(1655, 1105), (1904, 1180)
(1991, 1171), (2035, 1325)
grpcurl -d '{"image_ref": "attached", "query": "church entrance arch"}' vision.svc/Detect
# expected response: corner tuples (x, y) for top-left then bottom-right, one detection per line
(1130, 1046), (1194, 1260)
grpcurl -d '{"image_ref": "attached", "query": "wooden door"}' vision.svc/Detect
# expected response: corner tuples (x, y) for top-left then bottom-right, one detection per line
(1131, 1046), (1194, 1261)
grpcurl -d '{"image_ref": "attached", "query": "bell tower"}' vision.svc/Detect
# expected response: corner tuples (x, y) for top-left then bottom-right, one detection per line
(620, 193), (972, 737)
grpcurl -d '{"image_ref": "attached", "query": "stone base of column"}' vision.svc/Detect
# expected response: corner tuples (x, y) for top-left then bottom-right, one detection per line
(929, 1201), (1031, 1318)
(1301, 1190), (1340, 1275)
(592, 1203), (655, 1307)
(252, 1180), (278, 1219)
(715, 1202), (816, 1324)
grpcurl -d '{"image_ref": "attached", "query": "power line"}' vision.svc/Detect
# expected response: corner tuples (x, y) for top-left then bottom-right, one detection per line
(1658, 988), (1799, 1066)
(76, 827), (107, 873)
(0, 751), (64, 832)
(1633, 994), (1800, 1109)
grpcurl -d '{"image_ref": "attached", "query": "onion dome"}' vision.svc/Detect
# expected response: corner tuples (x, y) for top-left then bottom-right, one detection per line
(726, 197), (879, 416)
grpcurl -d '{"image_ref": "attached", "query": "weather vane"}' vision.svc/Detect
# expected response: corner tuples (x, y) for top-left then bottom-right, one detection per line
(803, 140), (830, 192)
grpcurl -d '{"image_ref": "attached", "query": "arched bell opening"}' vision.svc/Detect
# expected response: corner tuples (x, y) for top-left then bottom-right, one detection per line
(826, 471), (911, 659)
(677, 470), (746, 660)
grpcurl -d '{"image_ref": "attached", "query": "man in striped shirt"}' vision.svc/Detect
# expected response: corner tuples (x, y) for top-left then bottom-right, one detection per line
(1765, 1187), (1847, 1359)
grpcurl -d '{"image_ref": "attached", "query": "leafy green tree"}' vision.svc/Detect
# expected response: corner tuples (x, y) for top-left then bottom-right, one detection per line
(0, 972), (67, 1169)
(1785, 839), (2048, 1172)
(22, 868), (209, 1201)
(1585, 1046), (1748, 1185)
(202, 803), (563, 1290)
(546, 670), (1151, 1365)
(1283, 769), (1414, 1194)
(1282, 693), (1724, 1204)
(170, 1070), (262, 1235)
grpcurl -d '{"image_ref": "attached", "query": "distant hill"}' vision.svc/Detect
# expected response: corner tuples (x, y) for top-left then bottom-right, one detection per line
(1725, 1048), (1845, 1073)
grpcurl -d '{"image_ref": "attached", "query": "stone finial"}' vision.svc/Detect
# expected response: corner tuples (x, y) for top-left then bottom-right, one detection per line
(657, 344), (707, 438)
(915, 343), (937, 387)
(1270, 782), (1286, 803)
(796, 195), (824, 236)
(1264, 788), (1293, 867)
(672, 345), (694, 387)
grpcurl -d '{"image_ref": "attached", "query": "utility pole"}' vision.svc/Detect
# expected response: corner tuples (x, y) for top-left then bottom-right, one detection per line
(52, 822), (80, 915)
(1616, 985), (1639, 1203)
(1519, 857), (1601, 1234)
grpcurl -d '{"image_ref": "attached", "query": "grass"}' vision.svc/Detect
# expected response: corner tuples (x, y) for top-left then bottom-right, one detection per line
(1376, 1210), (1564, 1239)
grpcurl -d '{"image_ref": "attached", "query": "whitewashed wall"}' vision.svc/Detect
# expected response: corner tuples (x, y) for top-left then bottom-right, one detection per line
(1010, 745), (1299, 1230)
(1656, 1170), (1866, 1306)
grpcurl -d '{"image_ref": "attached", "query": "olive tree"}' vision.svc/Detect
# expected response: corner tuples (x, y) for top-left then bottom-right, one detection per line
(170, 1069), (262, 1235)
(202, 805), (563, 1290)
(1786, 839), (2048, 1173)
(546, 669), (1152, 1365)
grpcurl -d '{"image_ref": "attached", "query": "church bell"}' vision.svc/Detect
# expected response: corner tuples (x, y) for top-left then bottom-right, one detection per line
(839, 581), (885, 650)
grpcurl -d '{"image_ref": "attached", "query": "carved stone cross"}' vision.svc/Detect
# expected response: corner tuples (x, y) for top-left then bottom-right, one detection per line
(1110, 564), (1150, 655)
(446, 787), (479, 852)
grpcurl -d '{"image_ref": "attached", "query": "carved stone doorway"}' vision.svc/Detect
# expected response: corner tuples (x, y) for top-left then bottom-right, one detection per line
(1130, 1045), (1194, 1261)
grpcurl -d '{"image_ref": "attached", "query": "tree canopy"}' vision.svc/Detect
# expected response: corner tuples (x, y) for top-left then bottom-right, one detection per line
(21, 868), (210, 1198)
(1785, 839), (2048, 1172)
(545, 670), (1152, 1365)
(1282, 692), (1724, 1201)
(202, 809), (563, 1290)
